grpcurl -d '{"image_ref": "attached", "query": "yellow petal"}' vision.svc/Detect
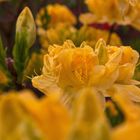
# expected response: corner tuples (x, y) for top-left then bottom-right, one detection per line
(111, 94), (140, 140)
(0, 92), (44, 140)
(32, 75), (61, 95)
(95, 39), (108, 65)
(108, 84), (140, 102)
(69, 88), (111, 140)
(117, 63), (135, 83)
(27, 94), (71, 140)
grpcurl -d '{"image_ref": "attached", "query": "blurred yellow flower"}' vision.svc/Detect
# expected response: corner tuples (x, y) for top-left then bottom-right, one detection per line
(0, 90), (71, 140)
(36, 4), (77, 51)
(36, 4), (76, 29)
(38, 23), (77, 52)
(74, 26), (121, 47)
(111, 93), (140, 140)
(38, 24), (121, 51)
(18, 88), (111, 140)
(0, 91), (44, 140)
(83, 0), (140, 30)
(23, 93), (71, 140)
(128, 0), (138, 6)
(0, 88), (113, 140)
(36, 4), (122, 52)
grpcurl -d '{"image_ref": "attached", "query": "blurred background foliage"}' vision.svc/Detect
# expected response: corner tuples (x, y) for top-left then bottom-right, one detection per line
(0, 0), (85, 55)
(0, 0), (140, 53)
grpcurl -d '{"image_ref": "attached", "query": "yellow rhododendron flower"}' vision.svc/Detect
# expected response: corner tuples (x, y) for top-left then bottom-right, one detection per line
(38, 24), (121, 51)
(107, 45), (139, 84)
(79, 13), (96, 25)
(111, 94), (140, 140)
(36, 4), (122, 52)
(36, 4), (121, 52)
(83, 0), (140, 30)
(32, 39), (140, 103)
(36, 4), (77, 52)
(74, 26), (121, 47)
(106, 46), (140, 101)
(38, 23), (77, 52)
(32, 40), (99, 93)
(0, 90), (71, 140)
(36, 4), (76, 29)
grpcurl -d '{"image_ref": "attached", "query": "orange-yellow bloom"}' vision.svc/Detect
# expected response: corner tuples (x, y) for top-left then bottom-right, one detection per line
(36, 4), (76, 29)
(32, 39), (140, 103)
(82, 0), (140, 30)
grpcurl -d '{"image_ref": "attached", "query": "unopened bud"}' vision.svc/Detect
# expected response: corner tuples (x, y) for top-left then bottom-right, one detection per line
(16, 7), (36, 47)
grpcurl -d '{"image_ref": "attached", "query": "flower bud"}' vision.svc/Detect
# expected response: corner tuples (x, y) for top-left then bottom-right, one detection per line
(16, 7), (36, 47)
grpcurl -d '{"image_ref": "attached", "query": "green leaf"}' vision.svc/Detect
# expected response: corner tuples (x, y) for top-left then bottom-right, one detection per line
(133, 62), (140, 81)
(13, 32), (30, 84)
(0, 36), (7, 70)
(105, 100), (125, 127)
(23, 52), (43, 82)
(0, 36), (13, 87)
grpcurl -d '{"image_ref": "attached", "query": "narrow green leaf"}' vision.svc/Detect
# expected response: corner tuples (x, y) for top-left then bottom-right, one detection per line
(0, 36), (13, 87)
(0, 36), (7, 70)
(13, 32), (30, 84)
(133, 62), (140, 81)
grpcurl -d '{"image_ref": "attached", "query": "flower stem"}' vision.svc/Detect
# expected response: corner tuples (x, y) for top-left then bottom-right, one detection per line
(107, 23), (117, 45)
